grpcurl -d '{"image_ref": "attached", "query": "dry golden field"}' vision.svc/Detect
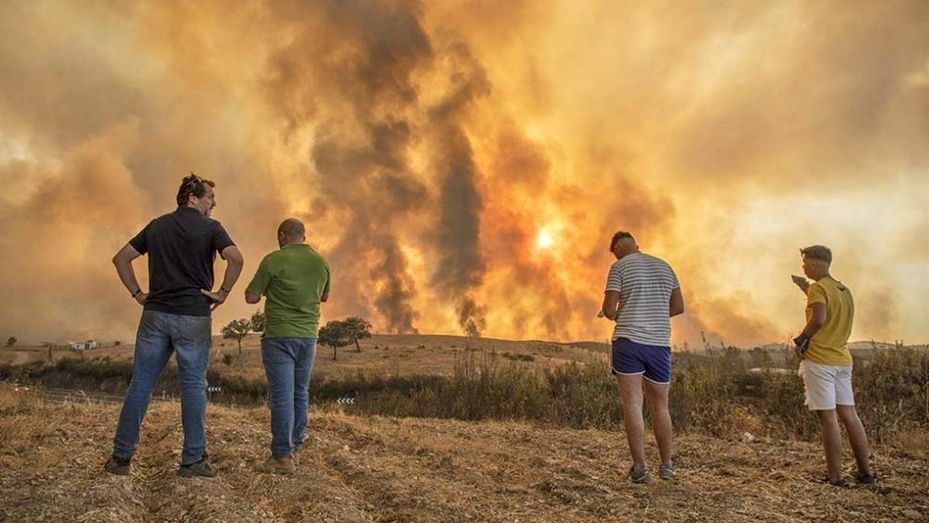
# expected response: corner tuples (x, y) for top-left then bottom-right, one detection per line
(1, 384), (928, 522)
(3, 335), (928, 521)
(0, 333), (606, 384)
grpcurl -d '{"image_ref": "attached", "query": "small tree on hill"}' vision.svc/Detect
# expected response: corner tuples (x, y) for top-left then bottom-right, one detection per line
(5, 336), (16, 348)
(343, 317), (372, 352)
(250, 309), (265, 334)
(222, 318), (251, 356)
(318, 321), (351, 361)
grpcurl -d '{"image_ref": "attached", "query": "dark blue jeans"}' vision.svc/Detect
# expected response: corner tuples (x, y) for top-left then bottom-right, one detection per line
(261, 337), (317, 458)
(112, 310), (211, 465)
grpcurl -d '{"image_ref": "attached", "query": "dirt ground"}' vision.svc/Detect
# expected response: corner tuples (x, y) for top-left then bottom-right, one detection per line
(1, 384), (926, 522)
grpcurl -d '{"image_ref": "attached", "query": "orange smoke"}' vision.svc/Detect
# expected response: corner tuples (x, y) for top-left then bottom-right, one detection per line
(1, 1), (928, 346)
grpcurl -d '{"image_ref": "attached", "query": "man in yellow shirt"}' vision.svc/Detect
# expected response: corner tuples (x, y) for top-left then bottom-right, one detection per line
(792, 245), (874, 486)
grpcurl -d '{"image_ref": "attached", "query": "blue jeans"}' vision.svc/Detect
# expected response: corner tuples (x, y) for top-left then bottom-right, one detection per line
(261, 337), (317, 458)
(113, 310), (211, 465)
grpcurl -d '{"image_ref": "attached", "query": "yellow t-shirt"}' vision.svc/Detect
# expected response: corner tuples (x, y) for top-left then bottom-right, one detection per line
(805, 276), (854, 365)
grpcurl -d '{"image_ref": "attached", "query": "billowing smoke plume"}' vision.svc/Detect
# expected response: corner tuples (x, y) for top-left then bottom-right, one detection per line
(263, 1), (434, 333)
(260, 1), (495, 335)
(427, 42), (491, 337)
(1, 0), (928, 346)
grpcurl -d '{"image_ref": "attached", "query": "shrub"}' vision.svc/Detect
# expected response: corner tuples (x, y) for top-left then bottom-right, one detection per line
(3, 344), (927, 443)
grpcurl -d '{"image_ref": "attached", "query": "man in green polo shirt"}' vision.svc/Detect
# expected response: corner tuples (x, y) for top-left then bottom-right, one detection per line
(245, 218), (330, 474)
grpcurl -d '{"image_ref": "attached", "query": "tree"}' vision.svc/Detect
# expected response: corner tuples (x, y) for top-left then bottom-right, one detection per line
(342, 316), (372, 352)
(222, 318), (251, 356)
(5, 336), (16, 348)
(318, 321), (351, 361)
(250, 309), (265, 334)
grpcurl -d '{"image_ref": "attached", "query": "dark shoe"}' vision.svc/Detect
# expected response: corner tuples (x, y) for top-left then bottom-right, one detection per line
(856, 472), (877, 485)
(177, 453), (217, 478)
(258, 455), (296, 475)
(658, 462), (677, 481)
(823, 476), (849, 488)
(104, 455), (131, 476)
(629, 467), (652, 484)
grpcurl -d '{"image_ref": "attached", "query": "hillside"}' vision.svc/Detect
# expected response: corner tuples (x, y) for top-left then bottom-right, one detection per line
(1, 385), (926, 522)
(0, 334), (608, 382)
(4, 334), (920, 380)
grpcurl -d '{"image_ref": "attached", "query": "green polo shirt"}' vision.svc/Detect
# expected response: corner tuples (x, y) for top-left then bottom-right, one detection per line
(246, 243), (331, 338)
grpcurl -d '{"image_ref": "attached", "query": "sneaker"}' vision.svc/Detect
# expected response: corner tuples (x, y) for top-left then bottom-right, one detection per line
(104, 455), (131, 476)
(629, 467), (651, 484)
(259, 455), (296, 475)
(658, 462), (677, 480)
(856, 472), (877, 485)
(177, 453), (217, 478)
(822, 476), (849, 488)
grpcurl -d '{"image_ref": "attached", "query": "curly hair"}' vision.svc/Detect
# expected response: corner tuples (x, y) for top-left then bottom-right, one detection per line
(175, 172), (215, 206)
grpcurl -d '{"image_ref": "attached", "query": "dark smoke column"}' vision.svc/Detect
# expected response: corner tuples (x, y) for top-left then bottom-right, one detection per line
(266, 0), (434, 333)
(428, 42), (490, 337)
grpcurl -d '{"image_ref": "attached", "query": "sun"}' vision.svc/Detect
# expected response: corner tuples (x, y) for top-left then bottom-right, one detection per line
(536, 229), (555, 249)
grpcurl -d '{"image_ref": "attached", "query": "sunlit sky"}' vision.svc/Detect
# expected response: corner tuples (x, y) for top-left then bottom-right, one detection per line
(1, 1), (927, 346)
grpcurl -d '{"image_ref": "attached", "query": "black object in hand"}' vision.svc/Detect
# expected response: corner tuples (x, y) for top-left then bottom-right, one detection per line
(793, 333), (811, 353)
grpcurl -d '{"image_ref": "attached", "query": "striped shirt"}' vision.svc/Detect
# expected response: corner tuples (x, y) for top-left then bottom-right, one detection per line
(604, 252), (679, 346)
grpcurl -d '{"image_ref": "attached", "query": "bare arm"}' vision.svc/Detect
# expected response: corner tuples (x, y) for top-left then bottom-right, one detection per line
(320, 275), (331, 303)
(801, 302), (827, 337)
(601, 290), (620, 321)
(112, 244), (146, 305)
(201, 245), (244, 310)
(669, 287), (685, 317)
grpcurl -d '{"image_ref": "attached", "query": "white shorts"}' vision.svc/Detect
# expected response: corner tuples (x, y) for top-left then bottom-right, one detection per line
(798, 360), (855, 411)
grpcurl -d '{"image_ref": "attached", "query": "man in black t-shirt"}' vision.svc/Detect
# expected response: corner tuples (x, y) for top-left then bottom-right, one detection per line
(105, 173), (243, 478)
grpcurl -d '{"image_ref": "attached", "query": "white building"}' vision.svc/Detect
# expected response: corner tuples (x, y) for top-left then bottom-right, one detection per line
(69, 340), (98, 351)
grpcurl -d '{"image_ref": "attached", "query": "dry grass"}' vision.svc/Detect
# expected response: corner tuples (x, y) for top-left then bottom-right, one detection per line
(0, 384), (927, 522)
(4, 339), (928, 449)
(0, 334), (602, 380)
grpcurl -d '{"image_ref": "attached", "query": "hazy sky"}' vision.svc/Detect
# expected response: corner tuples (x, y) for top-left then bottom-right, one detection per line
(1, 0), (927, 346)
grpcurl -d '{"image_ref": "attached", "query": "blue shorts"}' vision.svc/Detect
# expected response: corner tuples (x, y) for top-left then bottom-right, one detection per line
(611, 337), (672, 384)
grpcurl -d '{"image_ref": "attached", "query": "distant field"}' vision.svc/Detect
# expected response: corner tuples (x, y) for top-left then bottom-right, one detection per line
(3, 333), (921, 378)
(3, 334), (928, 449)
(0, 334), (609, 381)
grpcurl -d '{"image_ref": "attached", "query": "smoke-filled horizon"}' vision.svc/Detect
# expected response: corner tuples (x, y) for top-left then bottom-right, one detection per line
(2, 1), (928, 346)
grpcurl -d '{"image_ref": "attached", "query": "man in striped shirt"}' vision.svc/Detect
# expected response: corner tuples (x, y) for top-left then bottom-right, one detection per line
(601, 231), (684, 484)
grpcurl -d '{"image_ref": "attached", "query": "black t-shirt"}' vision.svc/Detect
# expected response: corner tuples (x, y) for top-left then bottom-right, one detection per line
(129, 207), (236, 317)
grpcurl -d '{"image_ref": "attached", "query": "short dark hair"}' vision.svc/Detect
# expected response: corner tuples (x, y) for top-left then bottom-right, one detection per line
(278, 218), (305, 238)
(610, 231), (635, 252)
(176, 172), (215, 206)
(800, 245), (832, 264)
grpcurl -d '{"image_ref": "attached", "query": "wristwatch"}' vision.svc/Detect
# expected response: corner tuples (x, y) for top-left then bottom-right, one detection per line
(220, 286), (231, 294)
(131, 289), (143, 298)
